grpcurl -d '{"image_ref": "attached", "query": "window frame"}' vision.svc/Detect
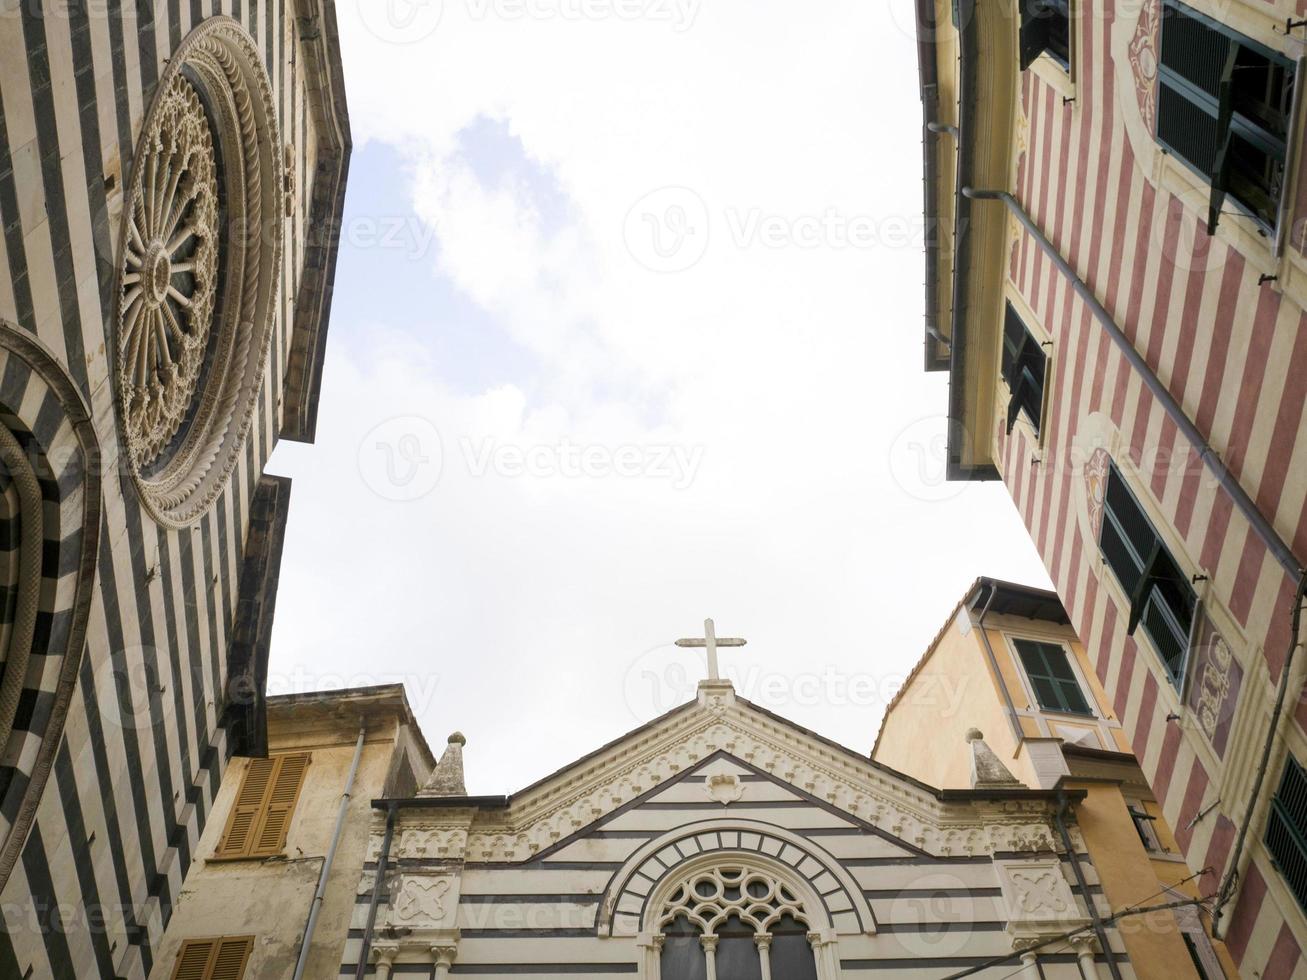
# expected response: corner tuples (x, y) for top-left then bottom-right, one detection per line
(170, 936), (254, 980)
(1154, 0), (1301, 236)
(1265, 754), (1307, 914)
(1097, 461), (1199, 689)
(1011, 638), (1095, 717)
(1000, 301), (1050, 441)
(212, 752), (311, 860)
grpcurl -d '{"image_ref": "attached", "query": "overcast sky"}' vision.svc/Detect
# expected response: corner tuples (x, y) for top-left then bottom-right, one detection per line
(265, 0), (1053, 794)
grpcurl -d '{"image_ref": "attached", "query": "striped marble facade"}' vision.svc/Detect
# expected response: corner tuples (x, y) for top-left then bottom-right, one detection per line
(340, 686), (1136, 978)
(0, 0), (348, 976)
(940, 0), (1307, 970)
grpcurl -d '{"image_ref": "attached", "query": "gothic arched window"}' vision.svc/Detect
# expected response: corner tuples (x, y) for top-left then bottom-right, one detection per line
(656, 865), (819, 980)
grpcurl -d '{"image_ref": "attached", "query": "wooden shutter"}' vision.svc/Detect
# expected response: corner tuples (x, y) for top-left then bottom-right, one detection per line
(250, 752), (310, 856)
(171, 937), (254, 980)
(210, 937), (254, 980)
(214, 754), (310, 859)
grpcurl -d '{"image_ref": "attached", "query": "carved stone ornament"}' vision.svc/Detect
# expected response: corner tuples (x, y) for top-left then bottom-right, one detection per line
(115, 16), (283, 527)
(392, 875), (452, 927)
(995, 858), (1088, 939)
(431, 696), (1065, 864)
(704, 772), (744, 805)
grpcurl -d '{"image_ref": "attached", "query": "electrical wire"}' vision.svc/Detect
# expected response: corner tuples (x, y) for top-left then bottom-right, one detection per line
(938, 894), (1214, 980)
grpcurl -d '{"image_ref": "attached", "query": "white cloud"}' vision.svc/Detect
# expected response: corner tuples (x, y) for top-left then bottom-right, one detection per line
(267, 0), (1052, 793)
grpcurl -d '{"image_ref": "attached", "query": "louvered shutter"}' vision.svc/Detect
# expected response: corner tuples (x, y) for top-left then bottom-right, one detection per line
(215, 757), (276, 858)
(210, 937), (254, 980)
(172, 940), (217, 980)
(170, 937), (254, 980)
(250, 753), (310, 857)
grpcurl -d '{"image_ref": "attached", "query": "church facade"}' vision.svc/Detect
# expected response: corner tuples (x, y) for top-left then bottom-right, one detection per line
(342, 679), (1142, 978)
(0, 0), (349, 976)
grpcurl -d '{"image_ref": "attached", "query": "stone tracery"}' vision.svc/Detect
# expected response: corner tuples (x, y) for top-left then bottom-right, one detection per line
(114, 17), (284, 527)
(119, 72), (220, 470)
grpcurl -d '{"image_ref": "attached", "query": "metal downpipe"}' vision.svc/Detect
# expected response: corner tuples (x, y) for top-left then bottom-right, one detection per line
(975, 582), (1025, 747)
(294, 722), (367, 980)
(1055, 789), (1124, 980)
(961, 186), (1303, 581)
(356, 802), (398, 980)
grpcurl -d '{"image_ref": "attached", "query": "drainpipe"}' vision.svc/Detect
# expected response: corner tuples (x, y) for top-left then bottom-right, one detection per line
(293, 722), (367, 980)
(356, 802), (398, 980)
(961, 186), (1307, 939)
(961, 187), (1303, 583)
(1211, 571), (1307, 936)
(975, 582), (1025, 748)
(1054, 788), (1124, 980)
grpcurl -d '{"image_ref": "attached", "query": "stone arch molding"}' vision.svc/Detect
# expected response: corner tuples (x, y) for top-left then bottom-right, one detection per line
(114, 16), (283, 527)
(600, 819), (876, 939)
(0, 320), (102, 891)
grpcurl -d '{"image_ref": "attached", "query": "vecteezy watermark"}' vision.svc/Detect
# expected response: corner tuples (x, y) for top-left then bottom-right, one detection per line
(724, 208), (928, 251)
(888, 415), (970, 503)
(358, 415), (444, 502)
(356, 0), (700, 41)
(461, 437), (704, 489)
(465, 0), (702, 29)
(623, 189), (934, 272)
(621, 642), (970, 721)
(357, 0), (445, 43)
(623, 186), (711, 273)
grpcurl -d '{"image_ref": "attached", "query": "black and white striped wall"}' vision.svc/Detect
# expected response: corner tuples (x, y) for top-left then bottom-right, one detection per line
(0, 0), (349, 976)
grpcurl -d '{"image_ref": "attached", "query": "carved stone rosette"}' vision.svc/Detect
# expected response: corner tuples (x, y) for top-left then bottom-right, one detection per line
(114, 16), (283, 527)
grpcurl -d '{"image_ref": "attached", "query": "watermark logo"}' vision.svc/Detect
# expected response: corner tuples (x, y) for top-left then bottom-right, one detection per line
(358, 0), (444, 43)
(358, 415), (444, 501)
(461, 437), (703, 489)
(624, 186), (711, 273)
(888, 415), (968, 502)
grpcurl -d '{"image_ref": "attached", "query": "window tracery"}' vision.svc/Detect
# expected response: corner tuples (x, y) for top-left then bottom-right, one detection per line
(655, 865), (818, 980)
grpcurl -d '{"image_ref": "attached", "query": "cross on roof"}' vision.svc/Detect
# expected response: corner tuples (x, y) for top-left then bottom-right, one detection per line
(675, 618), (746, 683)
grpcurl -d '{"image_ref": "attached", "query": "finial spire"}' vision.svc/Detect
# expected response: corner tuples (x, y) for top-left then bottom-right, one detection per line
(966, 729), (1024, 789)
(419, 732), (467, 797)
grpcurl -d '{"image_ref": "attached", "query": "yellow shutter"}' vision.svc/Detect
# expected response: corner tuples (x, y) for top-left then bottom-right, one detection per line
(249, 752), (310, 857)
(215, 757), (275, 858)
(210, 937), (254, 980)
(171, 940), (216, 980)
(170, 937), (254, 980)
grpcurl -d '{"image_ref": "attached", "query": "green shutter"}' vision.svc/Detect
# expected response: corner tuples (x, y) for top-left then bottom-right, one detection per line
(1015, 640), (1092, 715)
(1156, 0), (1295, 231)
(1098, 463), (1197, 687)
(1000, 305), (1047, 437)
(1267, 757), (1307, 913)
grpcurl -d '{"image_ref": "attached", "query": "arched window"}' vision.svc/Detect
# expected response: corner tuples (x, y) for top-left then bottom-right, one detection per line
(655, 865), (818, 980)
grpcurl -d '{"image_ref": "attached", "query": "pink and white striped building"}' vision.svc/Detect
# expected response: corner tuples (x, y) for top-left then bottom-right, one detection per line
(919, 0), (1307, 971)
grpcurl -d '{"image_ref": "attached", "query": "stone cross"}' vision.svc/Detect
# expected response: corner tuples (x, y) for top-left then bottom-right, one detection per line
(675, 619), (746, 682)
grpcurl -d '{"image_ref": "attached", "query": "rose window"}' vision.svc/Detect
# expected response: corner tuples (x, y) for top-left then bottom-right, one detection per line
(113, 18), (283, 527)
(119, 72), (220, 470)
(656, 865), (818, 979)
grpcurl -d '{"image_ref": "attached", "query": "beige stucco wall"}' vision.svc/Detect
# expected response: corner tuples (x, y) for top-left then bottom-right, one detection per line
(874, 609), (1037, 788)
(149, 716), (408, 979)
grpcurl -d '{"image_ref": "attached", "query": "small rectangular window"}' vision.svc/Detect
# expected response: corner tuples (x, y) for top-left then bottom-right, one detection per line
(171, 936), (254, 980)
(1266, 756), (1307, 913)
(1015, 639), (1092, 715)
(1019, 0), (1071, 70)
(214, 753), (310, 859)
(1098, 462), (1197, 686)
(1001, 303), (1048, 437)
(1156, 0), (1297, 233)
(1128, 804), (1164, 853)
